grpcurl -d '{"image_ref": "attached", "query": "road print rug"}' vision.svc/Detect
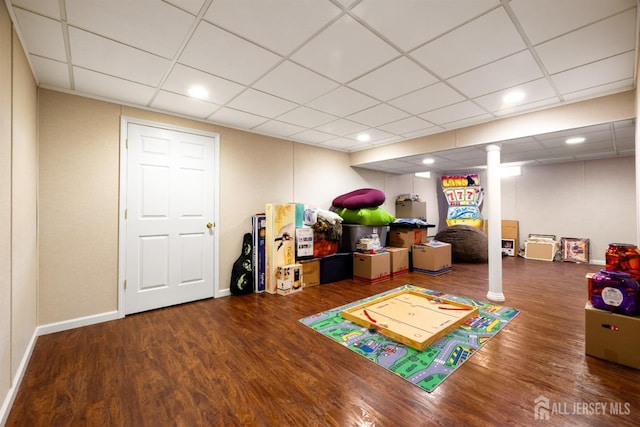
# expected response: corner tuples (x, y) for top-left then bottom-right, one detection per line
(299, 284), (519, 393)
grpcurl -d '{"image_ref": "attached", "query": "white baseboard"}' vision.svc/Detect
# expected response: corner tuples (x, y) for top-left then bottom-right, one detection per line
(37, 310), (122, 336)
(0, 330), (37, 427)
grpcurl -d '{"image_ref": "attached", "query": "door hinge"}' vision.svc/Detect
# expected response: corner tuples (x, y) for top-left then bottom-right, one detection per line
(124, 208), (127, 219)
(124, 280), (127, 290)
(125, 138), (128, 149)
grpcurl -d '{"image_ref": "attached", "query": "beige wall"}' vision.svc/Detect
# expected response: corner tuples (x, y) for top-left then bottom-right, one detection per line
(0, 2), (38, 421)
(0, 2), (13, 417)
(38, 91), (121, 324)
(37, 97), (388, 324)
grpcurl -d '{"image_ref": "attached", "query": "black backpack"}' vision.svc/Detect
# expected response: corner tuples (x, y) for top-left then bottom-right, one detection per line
(230, 233), (253, 295)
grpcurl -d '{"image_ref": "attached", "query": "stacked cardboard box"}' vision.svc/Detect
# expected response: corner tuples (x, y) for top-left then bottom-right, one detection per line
(353, 252), (391, 284)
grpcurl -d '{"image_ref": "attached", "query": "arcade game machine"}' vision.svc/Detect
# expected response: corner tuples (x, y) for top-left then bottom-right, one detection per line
(441, 174), (484, 229)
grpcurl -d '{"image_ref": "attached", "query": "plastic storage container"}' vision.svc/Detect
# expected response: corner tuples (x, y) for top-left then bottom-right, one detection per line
(606, 243), (640, 280)
(590, 269), (639, 316)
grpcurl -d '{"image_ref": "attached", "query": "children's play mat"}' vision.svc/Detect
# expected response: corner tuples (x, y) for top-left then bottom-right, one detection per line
(299, 285), (520, 393)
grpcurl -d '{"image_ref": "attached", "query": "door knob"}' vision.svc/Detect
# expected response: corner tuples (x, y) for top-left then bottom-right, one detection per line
(206, 222), (214, 229)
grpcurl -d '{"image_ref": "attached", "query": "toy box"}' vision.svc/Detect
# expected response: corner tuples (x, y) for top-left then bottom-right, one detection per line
(276, 263), (303, 295)
(353, 252), (391, 284)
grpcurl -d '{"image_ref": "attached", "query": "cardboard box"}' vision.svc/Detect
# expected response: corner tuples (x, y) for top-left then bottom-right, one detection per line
(484, 220), (519, 256)
(320, 253), (353, 284)
(276, 264), (303, 294)
(395, 201), (426, 219)
(524, 241), (559, 261)
(299, 258), (320, 287)
(388, 228), (427, 249)
(353, 252), (391, 284)
(340, 224), (388, 252)
(412, 241), (452, 275)
(385, 247), (409, 276)
(585, 301), (640, 369)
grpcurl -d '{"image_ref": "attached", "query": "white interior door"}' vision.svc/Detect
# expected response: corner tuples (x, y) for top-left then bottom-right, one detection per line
(124, 122), (216, 315)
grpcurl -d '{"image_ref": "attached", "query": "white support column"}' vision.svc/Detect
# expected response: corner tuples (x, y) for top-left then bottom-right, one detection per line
(486, 144), (505, 302)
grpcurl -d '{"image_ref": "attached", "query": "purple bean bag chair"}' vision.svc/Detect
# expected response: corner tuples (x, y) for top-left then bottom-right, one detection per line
(332, 188), (386, 209)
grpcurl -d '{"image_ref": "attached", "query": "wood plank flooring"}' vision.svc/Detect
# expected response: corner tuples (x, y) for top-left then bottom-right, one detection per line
(7, 257), (640, 426)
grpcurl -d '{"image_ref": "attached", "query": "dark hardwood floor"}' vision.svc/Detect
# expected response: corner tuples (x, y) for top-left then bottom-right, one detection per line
(7, 257), (640, 426)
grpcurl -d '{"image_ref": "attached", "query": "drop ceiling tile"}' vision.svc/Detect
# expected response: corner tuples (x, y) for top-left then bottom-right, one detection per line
(378, 117), (434, 135)
(402, 126), (445, 139)
(561, 79), (634, 102)
(208, 107), (269, 129)
(11, 0), (60, 19)
(535, 9), (636, 75)
(492, 97), (559, 118)
(500, 139), (546, 154)
(69, 28), (170, 87)
(151, 90), (220, 119)
(73, 68), (156, 106)
(321, 137), (363, 151)
(253, 61), (339, 104)
(346, 128), (394, 143)
(66, 0), (195, 59)
(162, 64), (245, 105)
(551, 52), (635, 96)
(30, 56), (70, 89)
(447, 50), (543, 98)
(347, 104), (409, 127)
(290, 14), (399, 83)
(439, 114), (494, 130)
(614, 123), (635, 150)
(277, 106), (337, 128)
(13, 9), (66, 61)
(411, 7), (525, 79)
(252, 120), (306, 138)
(473, 78), (558, 113)
(179, 21), (281, 85)
(228, 89), (297, 118)
(290, 129), (336, 144)
(549, 142), (614, 157)
(314, 119), (369, 136)
(204, 0), (341, 55)
(307, 87), (379, 117)
(351, 0), (499, 51)
(510, 0), (636, 45)
(347, 57), (437, 101)
(419, 101), (487, 125)
(164, 0), (206, 15)
(388, 83), (465, 115)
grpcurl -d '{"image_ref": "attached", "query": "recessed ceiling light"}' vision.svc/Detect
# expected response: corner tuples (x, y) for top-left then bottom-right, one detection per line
(566, 137), (586, 144)
(187, 85), (208, 99)
(422, 158), (435, 165)
(502, 90), (525, 104)
(357, 133), (370, 142)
